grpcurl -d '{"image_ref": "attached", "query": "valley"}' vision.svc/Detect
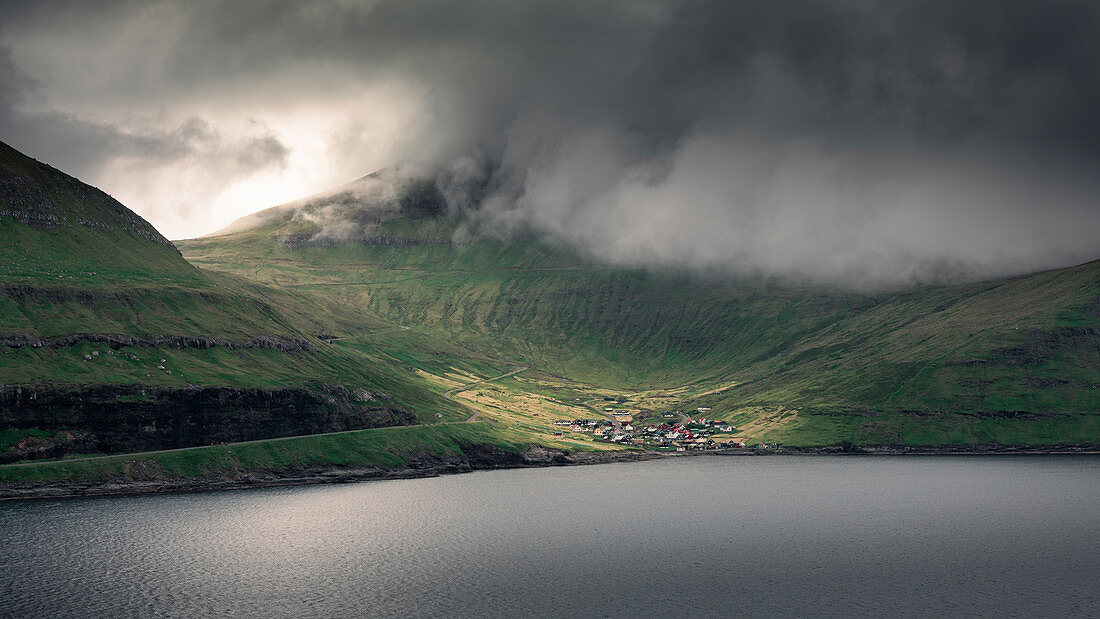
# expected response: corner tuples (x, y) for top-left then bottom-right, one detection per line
(178, 194), (1100, 448)
(1, 140), (1098, 496)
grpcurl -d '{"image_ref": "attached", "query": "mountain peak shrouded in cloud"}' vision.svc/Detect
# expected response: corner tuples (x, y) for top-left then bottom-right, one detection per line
(214, 163), (456, 241)
(1, 0), (1098, 286)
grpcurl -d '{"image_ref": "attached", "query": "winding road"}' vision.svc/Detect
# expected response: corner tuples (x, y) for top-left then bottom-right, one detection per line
(444, 366), (531, 421)
(582, 398), (624, 432)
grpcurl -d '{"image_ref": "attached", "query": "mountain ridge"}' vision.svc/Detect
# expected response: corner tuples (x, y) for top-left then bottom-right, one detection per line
(0, 140), (175, 249)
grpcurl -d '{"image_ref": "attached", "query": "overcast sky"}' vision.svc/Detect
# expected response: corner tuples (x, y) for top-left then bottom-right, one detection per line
(1, 0), (1097, 286)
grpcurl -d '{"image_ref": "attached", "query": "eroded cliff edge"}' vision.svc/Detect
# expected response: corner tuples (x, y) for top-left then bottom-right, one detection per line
(0, 383), (415, 463)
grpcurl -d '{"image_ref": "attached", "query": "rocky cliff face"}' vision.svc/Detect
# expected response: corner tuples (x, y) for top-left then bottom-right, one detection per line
(0, 333), (314, 352)
(0, 383), (416, 462)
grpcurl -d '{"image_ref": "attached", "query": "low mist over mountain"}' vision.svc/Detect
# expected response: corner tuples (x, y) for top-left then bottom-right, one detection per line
(216, 165), (454, 242)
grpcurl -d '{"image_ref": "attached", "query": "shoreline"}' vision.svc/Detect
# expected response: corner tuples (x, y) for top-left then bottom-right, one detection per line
(0, 447), (664, 501)
(1, 443), (1097, 501)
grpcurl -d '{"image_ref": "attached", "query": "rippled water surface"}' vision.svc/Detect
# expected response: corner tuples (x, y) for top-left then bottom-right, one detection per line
(2, 455), (1098, 617)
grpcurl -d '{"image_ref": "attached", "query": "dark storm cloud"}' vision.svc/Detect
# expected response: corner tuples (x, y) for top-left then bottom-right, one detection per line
(147, 0), (1100, 156)
(1, 0), (1097, 284)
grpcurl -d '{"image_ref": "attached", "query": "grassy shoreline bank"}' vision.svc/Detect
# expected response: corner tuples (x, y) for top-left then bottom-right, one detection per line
(2, 424), (1095, 501)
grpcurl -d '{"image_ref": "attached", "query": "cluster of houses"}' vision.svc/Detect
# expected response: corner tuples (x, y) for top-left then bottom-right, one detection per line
(553, 418), (635, 443)
(552, 415), (750, 451)
(641, 417), (746, 451)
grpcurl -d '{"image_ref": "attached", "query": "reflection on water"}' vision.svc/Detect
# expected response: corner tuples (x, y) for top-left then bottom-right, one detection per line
(2, 456), (1098, 617)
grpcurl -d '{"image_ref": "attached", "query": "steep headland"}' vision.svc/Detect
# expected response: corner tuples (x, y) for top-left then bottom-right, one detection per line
(0, 141), (464, 464)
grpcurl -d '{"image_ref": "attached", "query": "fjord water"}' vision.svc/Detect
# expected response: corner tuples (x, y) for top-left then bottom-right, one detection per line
(2, 457), (1097, 617)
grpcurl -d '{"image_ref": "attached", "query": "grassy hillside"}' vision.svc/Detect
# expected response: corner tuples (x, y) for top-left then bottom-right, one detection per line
(0, 422), (522, 485)
(0, 141), (491, 465)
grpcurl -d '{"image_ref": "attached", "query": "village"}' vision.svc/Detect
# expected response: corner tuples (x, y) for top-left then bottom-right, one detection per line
(551, 406), (777, 452)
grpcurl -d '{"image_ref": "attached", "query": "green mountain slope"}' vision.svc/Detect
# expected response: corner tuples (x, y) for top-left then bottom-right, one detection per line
(180, 189), (1100, 447)
(0, 141), (477, 463)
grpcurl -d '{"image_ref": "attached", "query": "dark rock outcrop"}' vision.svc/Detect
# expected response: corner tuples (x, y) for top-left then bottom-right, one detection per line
(397, 177), (448, 219)
(0, 383), (415, 462)
(965, 325), (1100, 367)
(0, 333), (313, 352)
